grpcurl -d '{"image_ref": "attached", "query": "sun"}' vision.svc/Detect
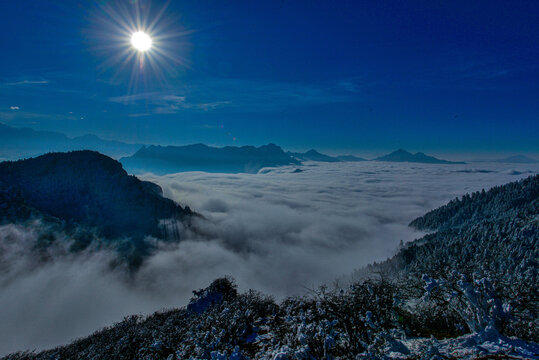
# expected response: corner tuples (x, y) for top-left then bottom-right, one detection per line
(89, 0), (191, 93)
(131, 31), (152, 51)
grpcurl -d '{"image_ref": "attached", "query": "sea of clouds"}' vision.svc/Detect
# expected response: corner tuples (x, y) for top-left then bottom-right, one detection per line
(0, 161), (537, 355)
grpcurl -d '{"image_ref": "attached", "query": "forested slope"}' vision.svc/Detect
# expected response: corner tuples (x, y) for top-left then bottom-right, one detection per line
(409, 174), (538, 230)
(0, 151), (195, 264)
(371, 174), (538, 340)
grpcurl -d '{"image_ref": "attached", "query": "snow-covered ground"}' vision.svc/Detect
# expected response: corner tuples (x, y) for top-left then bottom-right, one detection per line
(399, 327), (539, 359)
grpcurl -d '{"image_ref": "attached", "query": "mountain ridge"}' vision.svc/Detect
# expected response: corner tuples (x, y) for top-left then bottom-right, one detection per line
(0, 123), (142, 160)
(288, 149), (341, 162)
(0, 150), (195, 264)
(363, 174), (538, 340)
(495, 155), (538, 164)
(2, 124), (475, 170)
(374, 148), (465, 164)
(121, 143), (301, 174)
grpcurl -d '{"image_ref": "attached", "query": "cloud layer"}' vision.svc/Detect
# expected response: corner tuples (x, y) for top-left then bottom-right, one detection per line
(0, 161), (537, 355)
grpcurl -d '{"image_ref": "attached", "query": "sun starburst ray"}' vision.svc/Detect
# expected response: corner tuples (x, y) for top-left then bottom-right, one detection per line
(88, 0), (190, 93)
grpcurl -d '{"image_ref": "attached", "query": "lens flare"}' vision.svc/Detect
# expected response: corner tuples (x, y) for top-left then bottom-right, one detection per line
(88, 0), (192, 93)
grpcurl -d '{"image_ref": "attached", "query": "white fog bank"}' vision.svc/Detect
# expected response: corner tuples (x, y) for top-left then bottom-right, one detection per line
(0, 161), (537, 355)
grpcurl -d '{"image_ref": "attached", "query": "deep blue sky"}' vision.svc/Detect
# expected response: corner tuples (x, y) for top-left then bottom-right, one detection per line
(1, 0), (538, 156)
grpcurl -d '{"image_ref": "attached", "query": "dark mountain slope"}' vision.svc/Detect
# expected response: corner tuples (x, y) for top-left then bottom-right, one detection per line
(121, 143), (299, 174)
(367, 175), (539, 340)
(374, 149), (465, 164)
(409, 174), (538, 230)
(0, 151), (193, 243)
(288, 149), (341, 162)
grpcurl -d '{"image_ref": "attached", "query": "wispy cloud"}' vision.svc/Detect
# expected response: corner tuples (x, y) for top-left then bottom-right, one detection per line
(0, 110), (76, 122)
(4, 79), (49, 86)
(192, 78), (354, 110)
(109, 91), (232, 114)
(154, 101), (232, 114)
(338, 81), (359, 93)
(162, 95), (186, 103)
(127, 112), (153, 118)
(108, 92), (162, 104)
(401, 53), (538, 91)
(108, 77), (361, 115)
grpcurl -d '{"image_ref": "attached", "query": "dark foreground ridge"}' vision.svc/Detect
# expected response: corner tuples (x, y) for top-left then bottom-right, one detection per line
(4, 175), (538, 359)
(0, 151), (194, 263)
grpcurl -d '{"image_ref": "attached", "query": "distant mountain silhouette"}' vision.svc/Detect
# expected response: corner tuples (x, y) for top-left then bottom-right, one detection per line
(374, 149), (465, 164)
(335, 155), (367, 162)
(495, 155), (538, 164)
(0, 151), (194, 265)
(288, 149), (340, 162)
(121, 143), (300, 174)
(0, 123), (142, 160)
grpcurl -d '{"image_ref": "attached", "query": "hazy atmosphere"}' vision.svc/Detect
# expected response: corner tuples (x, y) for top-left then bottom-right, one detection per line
(1, 1), (538, 155)
(0, 1), (538, 359)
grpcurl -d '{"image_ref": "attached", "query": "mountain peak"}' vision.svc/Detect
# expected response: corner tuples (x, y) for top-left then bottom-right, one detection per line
(122, 143), (299, 174)
(393, 148), (411, 154)
(289, 149), (340, 162)
(375, 149), (464, 164)
(261, 143), (282, 150)
(1, 150), (127, 177)
(0, 151), (193, 258)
